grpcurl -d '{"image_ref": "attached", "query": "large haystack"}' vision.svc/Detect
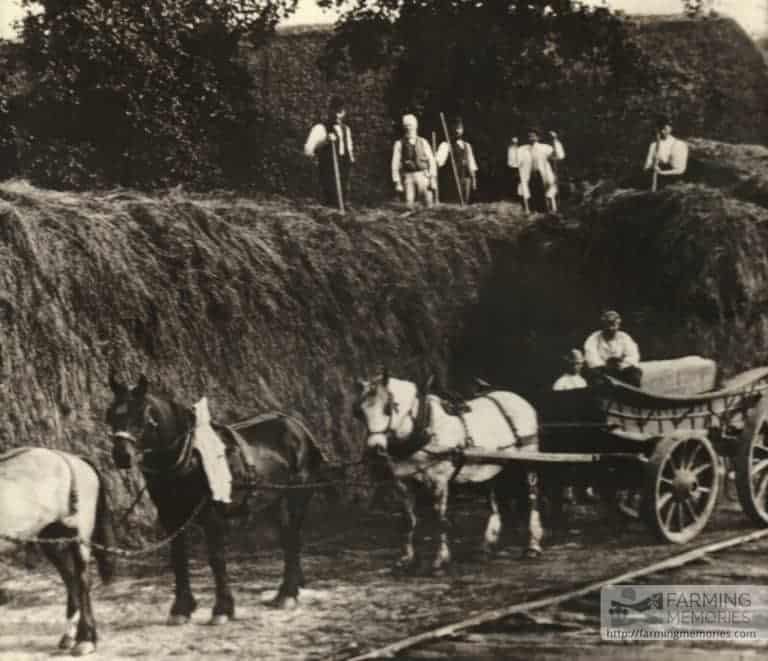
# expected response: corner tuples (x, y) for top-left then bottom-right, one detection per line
(3, 138), (768, 525)
(0, 181), (529, 510)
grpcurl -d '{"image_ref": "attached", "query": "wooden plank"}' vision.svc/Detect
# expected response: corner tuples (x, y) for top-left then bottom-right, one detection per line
(461, 449), (643, 465)
(346, 528), (768, 660)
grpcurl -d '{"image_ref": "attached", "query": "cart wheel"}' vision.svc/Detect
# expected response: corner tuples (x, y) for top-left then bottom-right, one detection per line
(642, 435), (719, 544)
(735, 408), (768, 526)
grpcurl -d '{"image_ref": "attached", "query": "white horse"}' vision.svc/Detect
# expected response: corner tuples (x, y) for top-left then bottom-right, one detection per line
(355, 372), (543, 572)
(0, 447), (115, 656)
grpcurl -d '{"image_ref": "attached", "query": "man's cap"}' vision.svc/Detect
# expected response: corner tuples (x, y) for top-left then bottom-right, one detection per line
(656, 115), (671, 129)
(402, 114), (418, 128)
(452, 116), (464, 128)
(566, 348), (585, 364)
(601, 309), (621, 324)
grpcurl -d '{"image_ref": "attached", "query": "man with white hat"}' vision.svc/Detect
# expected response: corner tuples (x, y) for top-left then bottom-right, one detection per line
(391, 113), (437, 208)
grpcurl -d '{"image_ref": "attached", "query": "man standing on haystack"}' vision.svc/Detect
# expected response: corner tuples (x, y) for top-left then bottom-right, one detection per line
(435, 117), (478, 204)
(391, 114), (437, 208)
(510, 128), (565, 214)
(304, 96), (355, 207)
(644, 116), (688, 188)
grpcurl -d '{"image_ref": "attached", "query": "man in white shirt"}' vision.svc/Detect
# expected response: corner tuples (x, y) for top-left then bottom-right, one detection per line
(435, 117), (478, 204)
(304, 97), (355, 207)
(644, 117), (688, 188)
(584, 310), (642, 386)
(508, 129), (565, 214)
(391, 114), (437, 208)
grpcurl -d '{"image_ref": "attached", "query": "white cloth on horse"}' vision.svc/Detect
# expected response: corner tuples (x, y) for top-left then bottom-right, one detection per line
(192, 397), (232, 504)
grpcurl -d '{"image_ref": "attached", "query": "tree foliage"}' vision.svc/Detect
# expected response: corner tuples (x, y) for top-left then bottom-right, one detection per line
(319, 0), (656, 193)
(15, 0), (298, 189)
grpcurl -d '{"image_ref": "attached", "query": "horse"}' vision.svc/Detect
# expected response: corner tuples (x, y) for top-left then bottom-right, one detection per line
(106, 373), (335, 624)
(354, 371), (544, 573)
(0, 447), (115, 656)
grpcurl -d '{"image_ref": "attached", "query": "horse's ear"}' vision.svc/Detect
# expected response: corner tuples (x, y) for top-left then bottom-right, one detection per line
(355, 378), (367, 395)
(134, 374), (149, 400)
(381, 367), (389, 387)
(420, 374), (435, 396)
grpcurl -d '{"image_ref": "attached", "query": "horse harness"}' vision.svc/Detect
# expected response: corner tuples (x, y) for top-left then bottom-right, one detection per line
(111, 400), (196, 478)
(373, 387), (535, 480)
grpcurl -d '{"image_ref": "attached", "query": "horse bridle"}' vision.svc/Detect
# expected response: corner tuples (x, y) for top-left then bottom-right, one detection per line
(111, 402), (194, 476)
(360, 387), (422, 449)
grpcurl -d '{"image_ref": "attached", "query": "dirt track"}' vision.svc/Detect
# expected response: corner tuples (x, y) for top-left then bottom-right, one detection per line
(1, 497), (767, 660)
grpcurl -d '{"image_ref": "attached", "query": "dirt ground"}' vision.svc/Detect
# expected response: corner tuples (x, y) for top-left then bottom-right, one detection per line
(1, 494), (766, 660)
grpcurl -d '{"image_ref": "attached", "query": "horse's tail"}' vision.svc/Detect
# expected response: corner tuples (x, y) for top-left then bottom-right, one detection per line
(92, 470), (117, 584)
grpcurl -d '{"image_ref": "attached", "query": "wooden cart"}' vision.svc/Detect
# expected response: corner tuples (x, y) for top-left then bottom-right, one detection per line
(463, 365), (768, 544)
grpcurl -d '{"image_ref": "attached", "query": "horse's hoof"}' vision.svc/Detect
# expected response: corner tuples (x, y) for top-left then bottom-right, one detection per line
(167, 614), (191, 626)
(58, 634), (76, 650)
(522, 548), (542, 560)
(393, 557), (418, 574)
(269, 596), (298, 610)
(71, 641), (96, 657)
(431, 566), (447, 577)
(209, 614), (230, 626)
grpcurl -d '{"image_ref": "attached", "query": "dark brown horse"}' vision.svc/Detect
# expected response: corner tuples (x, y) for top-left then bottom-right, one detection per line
(106, 373), (334, 624)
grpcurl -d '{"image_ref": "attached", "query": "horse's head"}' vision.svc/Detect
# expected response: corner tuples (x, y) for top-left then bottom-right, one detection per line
(106, 372), (154, 469)
(106, 372), (191, 471)
(354, 370), (420, 456)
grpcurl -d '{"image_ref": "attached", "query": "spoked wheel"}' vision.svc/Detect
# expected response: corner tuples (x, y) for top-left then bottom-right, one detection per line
(642, 435), (719, 544)
(735, 409), (768, 526)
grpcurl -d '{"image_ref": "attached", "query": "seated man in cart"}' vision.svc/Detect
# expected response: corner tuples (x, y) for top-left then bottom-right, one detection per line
(552, 349), (588, 391)
(583, 310), (642, 387)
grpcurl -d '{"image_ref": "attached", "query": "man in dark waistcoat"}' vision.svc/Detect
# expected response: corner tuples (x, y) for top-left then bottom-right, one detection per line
(304, 96), (355, 207)
(436, 117), (478, 204)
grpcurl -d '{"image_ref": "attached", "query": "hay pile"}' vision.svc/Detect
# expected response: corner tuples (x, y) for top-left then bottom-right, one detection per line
(0, 181), (529, 511)
(457, 141), (768, 396)
(575, 183), (768, 371)
(687, 138), (768, 207)
(3, 138), (768, 521)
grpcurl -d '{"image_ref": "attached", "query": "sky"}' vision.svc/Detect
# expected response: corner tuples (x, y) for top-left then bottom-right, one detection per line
(0, 0), (765, 39)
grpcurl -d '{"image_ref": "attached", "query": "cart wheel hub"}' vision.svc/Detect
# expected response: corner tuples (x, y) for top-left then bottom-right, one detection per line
(673, 470), (697, 499)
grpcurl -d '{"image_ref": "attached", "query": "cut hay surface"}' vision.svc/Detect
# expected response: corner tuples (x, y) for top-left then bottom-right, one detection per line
(455, 176), (768, 397)
(4, 161), (768, 526)
(688, 138), (768, 207)
(575, 182), (768, 377)
(0, 180), (529, 516)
